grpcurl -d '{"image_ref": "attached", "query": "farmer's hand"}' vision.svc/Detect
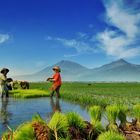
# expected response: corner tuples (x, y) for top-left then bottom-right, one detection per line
(46, 78), (51, 81)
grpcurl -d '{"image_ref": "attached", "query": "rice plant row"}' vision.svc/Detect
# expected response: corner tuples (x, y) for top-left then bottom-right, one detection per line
(30, 82), (140, 106)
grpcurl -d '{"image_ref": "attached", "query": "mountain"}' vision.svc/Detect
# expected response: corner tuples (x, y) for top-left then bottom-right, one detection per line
(82, 59), (140, 81)
(35, 60), (89, 81)
(12, 59), (140, 82)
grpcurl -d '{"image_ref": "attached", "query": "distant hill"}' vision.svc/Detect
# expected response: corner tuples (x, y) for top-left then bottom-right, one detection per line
(12, 59), (140, 82)
(82, 59), (140, 81)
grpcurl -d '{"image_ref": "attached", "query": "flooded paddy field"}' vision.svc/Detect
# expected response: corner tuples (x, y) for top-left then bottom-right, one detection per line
(0, 97), (90, 136)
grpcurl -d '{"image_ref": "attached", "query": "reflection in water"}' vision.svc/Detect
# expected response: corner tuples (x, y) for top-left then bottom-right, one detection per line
(0, 98), (11, 127)
(50, 97), (61, 114)
(0, 98), (89, 136)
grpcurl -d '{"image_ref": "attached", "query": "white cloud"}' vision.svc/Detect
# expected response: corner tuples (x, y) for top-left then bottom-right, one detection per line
(95, 0), (140, 58)
(97, 30), (140, 58)
(56, 38), (95, 53)
(46, 36), (98, 57)
(104, 0), (140, 38)
(45, 0), (140, 59)
(0, 34), (10, 44)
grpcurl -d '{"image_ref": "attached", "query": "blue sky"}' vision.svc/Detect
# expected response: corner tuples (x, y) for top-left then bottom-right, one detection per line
(0, 0), (140, 76)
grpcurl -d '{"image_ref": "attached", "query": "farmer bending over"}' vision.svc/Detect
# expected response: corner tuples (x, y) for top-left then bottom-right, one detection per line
(0, 68), (9, 98)
(47, 66), (62, 98)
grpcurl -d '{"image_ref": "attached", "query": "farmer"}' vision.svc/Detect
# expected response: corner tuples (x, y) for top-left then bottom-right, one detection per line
(0, 68), (9, 98)
(47, 66), (62, 98)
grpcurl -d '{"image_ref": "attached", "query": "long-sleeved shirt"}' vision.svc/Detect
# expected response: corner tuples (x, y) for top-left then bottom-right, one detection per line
(0, 73), (7, 85)
(52, 72), (62, 88)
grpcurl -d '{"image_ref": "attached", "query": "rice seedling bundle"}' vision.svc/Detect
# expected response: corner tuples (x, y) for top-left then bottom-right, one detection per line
(9, 89), (49, 98)
(106, 105), (119, 124)
(106, 105), (119, 132)
(88, 106), (101, 122)
(48, 112), (68, 140)
(66, 112), (86, 130)
(13, 122), (35, 140)
(117, 105), (128, 124)
(97, 131), (125, 140)
(133, 104), (140, 122)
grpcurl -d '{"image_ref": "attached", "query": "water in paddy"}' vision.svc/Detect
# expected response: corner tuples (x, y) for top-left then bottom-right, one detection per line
(0, 97), (91, 136)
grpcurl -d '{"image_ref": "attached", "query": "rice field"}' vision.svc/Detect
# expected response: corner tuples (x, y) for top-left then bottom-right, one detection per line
(30, 82), (140, 106)
(2, 82), (140, 139)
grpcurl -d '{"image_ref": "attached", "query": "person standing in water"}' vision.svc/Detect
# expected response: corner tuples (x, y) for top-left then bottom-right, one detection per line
(0, 68), (9, 98)
(47, 66), (62, 98)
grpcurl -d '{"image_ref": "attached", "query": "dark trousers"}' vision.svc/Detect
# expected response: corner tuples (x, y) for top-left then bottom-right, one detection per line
(50, 86), (61, 97)
(1, 85), (9, 98)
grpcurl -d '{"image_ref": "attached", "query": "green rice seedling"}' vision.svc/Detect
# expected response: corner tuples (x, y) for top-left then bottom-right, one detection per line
(66, 112), (86, 139)
(91, 120), (104, 134)
(66, 112), (86, 130)
(97, 131), (125, 140)
(30, 82), (140, 106)
(48, 112), (68, 140)
(106, 105), (119, 132)
(32, 113), (46, 124)
(88, 119), (104, 140)
(97, 98), (109, 108)
(9, 89), (49, 98)
(13, 122), (35, 140)
(88, 106), (101, 122)
(133, 104), (140, 122)
(117, 105), (128, 128)
(32, 113), (50, 139)
(133, 104), (140, 130)
(106, 105), (119, 123)
(88, 106), (104, 140)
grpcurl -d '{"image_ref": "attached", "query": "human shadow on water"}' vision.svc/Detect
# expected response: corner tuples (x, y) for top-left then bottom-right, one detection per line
(0, 98), (11, 128)
(50, 97), (61, 114)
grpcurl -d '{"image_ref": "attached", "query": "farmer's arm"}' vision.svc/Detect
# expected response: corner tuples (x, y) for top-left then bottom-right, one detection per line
(47, 74), (59, 82)
(46, 77), (54, 81)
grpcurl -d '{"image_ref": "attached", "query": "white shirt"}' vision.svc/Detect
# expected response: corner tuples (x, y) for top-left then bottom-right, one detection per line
(0, 73), (7, 85)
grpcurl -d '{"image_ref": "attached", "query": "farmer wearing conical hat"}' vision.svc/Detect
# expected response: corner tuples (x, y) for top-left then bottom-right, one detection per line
(47, 66), (62, 98)
(0, 68), (9, 98)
